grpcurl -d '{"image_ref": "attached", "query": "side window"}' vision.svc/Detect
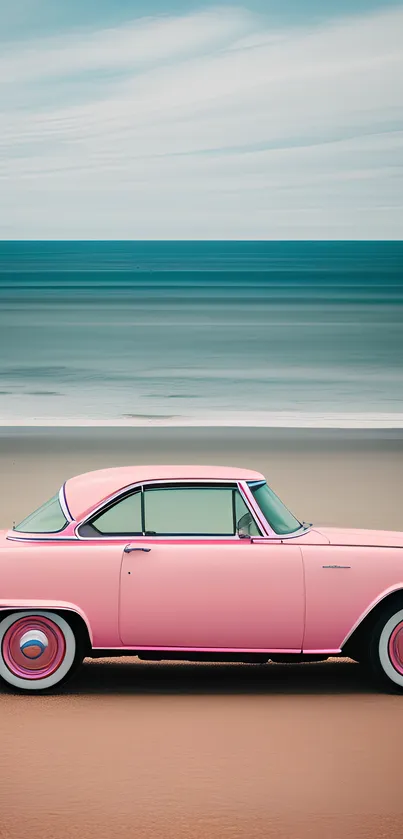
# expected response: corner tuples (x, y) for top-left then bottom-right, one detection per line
(80, 491), (142, 536)
(144, 487), (233, 535)
(78, 484), (262, 538)
(143, 485), (262, 537)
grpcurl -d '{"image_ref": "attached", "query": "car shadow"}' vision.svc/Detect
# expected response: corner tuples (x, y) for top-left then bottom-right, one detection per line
(47, 656), (385, 696)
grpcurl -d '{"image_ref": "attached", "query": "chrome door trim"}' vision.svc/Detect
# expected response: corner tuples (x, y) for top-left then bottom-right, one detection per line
(59, 482), (74, 523)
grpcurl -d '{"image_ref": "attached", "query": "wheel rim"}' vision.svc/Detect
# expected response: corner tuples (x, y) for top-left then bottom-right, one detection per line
(388, 621), (403, 675)
(2, 616), (66, 680)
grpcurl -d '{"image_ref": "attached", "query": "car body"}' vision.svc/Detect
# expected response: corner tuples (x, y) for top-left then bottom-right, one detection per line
(1, 464), (403, 692)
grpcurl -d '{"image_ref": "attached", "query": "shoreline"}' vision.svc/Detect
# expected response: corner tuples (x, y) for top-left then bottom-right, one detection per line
(1, 412), (403, 429)
(2, 426), (403, 439)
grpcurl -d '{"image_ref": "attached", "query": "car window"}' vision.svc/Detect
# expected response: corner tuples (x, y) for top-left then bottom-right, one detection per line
(143, 485), (261, 536)
(14, 493), (68, 533)
(84, 491), (142, 535)
(248, 481), (301, 535)
(79, 484), (262, 538)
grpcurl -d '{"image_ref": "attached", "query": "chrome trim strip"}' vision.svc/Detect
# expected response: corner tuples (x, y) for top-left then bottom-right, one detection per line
(322, 565), (351, 569)
(6, 534), (241, 544)
(75, 534), (246, 543)
(238, 481), (272, 537)
(303, 649), (342, 655)
(59, 483), (73, 523)
(89, 644), (304, 658)
(6, 536), (78, 543)
(275, 527), (312, 540)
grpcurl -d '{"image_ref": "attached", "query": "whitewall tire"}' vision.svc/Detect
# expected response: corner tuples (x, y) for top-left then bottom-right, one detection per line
(0, 611), (79, 691)
(377, 608), (403, 688)
(368, 605), (403, 691)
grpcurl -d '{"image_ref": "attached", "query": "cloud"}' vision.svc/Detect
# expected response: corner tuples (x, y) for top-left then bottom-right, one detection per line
(0, 4), (402, 238)
(0, 7), (255, 83)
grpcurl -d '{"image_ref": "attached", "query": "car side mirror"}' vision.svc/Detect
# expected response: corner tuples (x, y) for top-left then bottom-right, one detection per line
(237, 511), (253, 539)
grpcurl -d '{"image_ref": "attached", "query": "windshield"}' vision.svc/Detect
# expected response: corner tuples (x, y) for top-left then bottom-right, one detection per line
(14, 493), (69, 534)
(248, 481), (301, 535)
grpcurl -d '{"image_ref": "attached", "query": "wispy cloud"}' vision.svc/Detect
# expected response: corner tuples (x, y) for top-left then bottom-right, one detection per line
(1, 7), (255, 83)
(1, 4), (402, 238)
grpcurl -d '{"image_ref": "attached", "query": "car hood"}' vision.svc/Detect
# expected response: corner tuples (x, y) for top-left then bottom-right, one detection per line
(315, 527), (403, 549)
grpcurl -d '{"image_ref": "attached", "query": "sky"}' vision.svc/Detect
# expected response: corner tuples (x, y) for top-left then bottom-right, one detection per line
(1, 0), (402, 239)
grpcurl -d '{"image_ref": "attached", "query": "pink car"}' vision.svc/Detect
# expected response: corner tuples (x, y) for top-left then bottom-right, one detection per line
(1, 464), (403, 693)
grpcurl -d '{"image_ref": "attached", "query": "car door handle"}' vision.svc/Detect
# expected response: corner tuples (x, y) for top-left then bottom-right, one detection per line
(124, 545), (151, 553)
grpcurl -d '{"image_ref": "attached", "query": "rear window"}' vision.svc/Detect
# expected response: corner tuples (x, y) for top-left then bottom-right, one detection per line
(14, 493), (69, 534)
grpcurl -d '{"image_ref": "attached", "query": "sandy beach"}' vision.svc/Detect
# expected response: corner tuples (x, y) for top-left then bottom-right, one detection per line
(1, 426), (403, 838)
(2, 0), (403, 831)
(1, 426), (402, 530)
(2, 659), (403, 839)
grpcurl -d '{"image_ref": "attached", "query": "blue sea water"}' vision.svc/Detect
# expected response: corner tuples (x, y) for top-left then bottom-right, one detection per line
(0, 241), (402, 424)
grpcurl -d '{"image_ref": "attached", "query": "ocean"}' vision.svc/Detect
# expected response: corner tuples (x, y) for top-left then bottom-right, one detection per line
(0, 241), (402, 426)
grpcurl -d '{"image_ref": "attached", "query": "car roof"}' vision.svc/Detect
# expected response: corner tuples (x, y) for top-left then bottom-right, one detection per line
(64, 464), (265, 520)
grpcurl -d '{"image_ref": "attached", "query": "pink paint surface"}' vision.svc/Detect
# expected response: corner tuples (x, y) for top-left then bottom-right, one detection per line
(119, 541), (304, 648)
(1, 466), (403, 657)
(65, 465), (265, 520)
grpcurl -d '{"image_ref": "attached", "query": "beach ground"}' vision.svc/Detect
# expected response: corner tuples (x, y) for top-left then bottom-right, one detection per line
(1, 658), (403, 839)
(1, 427), (403, 838)
(1, 426), (403, 530)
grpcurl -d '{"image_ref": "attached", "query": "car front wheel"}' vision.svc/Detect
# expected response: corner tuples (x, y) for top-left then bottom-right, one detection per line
(0, 610), (81, 692)
(368, 605), (403, 691)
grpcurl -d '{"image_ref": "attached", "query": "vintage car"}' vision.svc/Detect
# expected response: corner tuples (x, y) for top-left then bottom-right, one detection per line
(1, 464), (403, 693)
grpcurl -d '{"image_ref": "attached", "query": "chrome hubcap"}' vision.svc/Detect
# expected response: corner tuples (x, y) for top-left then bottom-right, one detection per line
(2, 616), (66, 680)
(19, 629), (49, 660)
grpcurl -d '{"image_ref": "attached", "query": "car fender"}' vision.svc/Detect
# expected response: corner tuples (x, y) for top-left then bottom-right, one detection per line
(341, 583), (403, 648)
(0, 599), (93, 645)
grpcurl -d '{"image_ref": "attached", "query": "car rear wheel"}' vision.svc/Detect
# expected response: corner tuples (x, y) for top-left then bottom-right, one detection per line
(368, 605), (403, 691)
(0, 611), (82, 692)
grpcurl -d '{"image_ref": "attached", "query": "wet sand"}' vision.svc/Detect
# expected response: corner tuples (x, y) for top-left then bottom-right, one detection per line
(1, 427), (403, 837)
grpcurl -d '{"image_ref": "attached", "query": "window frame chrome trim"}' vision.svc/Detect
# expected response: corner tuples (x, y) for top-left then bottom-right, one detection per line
(238, 481), (273, 536)
(74, 478), (268, 541)
(59, 483), (73, 523)
(7, 477), (309, 543)
(6, 535), (78, 543)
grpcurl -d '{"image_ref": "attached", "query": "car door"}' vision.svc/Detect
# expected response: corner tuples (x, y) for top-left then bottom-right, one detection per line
(119, 483), (305, 651)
